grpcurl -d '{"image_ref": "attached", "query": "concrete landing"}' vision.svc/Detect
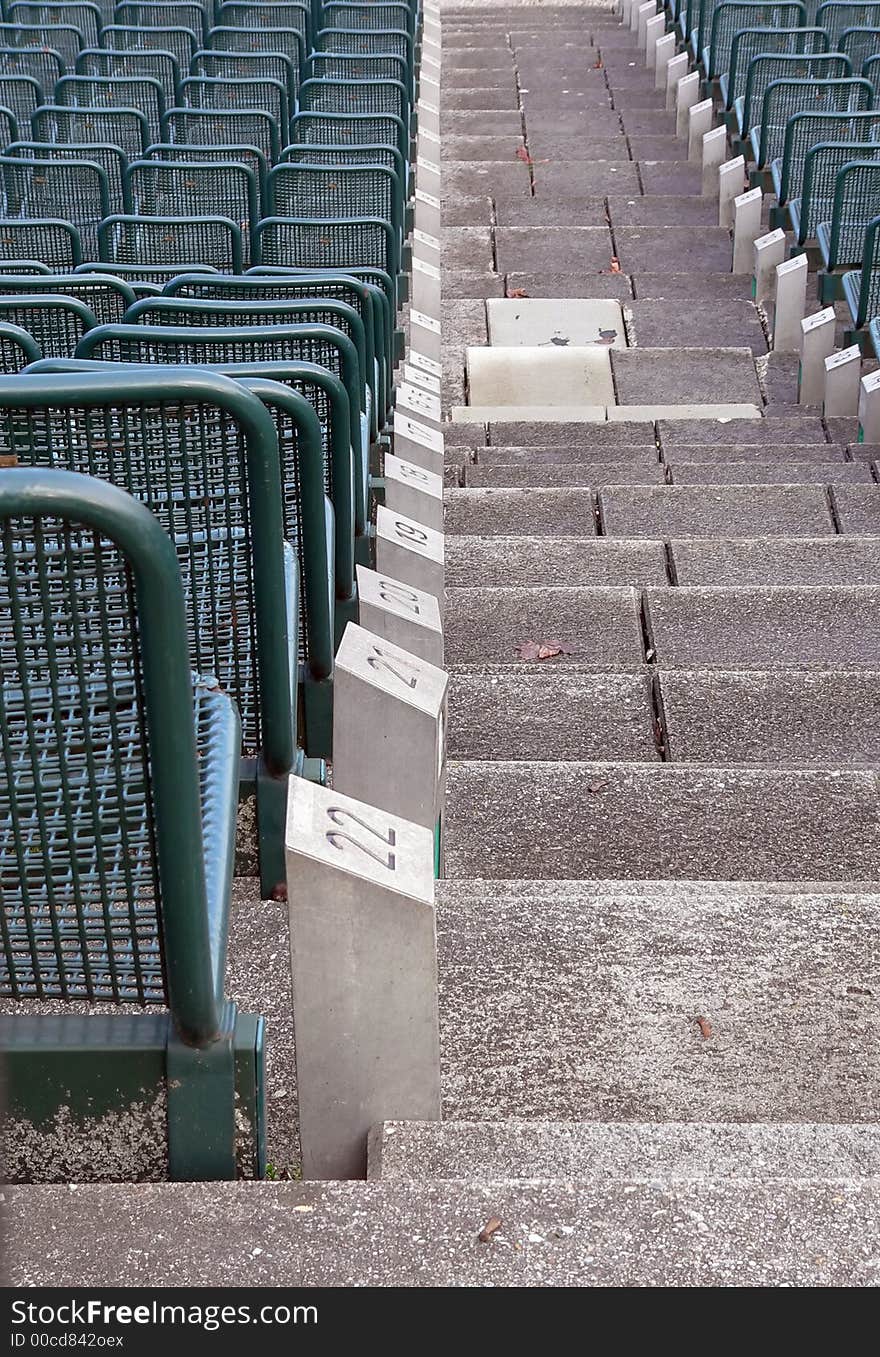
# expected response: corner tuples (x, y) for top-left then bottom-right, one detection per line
(7, 1178), (880, 1286)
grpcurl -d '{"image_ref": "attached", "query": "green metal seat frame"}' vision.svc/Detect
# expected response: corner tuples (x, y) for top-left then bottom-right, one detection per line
(75, 45), (183, 104)
(0, 365), (298, 892)
(161, 103), (280, 163)
(0, 318), (40, 367)
(747, 69), (868, 170)
(0, 270), (138, 324)
(97, 212), (244, 272)
(770, 107), (880, 219)
(816, 157), (880, 288)
(54, 74), (167, 144)
(722, 25), (829, 113)
(102, 24), (200, 74)
(703, 2), (806, 83)
(0, 217), (83, 270)
(4, 140), (130, 216)
(0, 465), (265, 1182)
(125, 157), (260, 264)
(0, 153), (111, 259)
(842, 212), (880, 334)
(0, 291), (96, 355)
(180, 74), (290, 143)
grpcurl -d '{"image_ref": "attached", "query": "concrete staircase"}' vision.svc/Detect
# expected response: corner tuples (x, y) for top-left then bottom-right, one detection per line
(7, 1), (880, 1289)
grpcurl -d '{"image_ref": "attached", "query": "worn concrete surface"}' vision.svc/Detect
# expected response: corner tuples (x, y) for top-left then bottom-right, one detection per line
(8, 1178), (880, 1286)
(444, 585), (644, 666)
(600, 485), (835, 537)
(669, 537), (880, 586)
(444, 536), (669, 587)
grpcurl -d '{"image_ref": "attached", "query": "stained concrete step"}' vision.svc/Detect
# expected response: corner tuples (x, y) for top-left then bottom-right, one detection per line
(660, 670), (880, 765)
(464, 462), (666, 487)
(469, 443), (661, 466)
(645, 586), (880, 668)
(436, 880), (880, 1122)
(8, 1178), (880, 1286)
(444, 586), (645, 667)
(658, 416), (828, 447)
(667, 462), (872, 486)
(445, 537), (669, 588)
(599, 485), (835, 537)
(670, 537), (880, 586)
(443, 763), (880, 880)
(660, 443), (848, 464)
(370, 1121), (880, 1183)
(445, 488), (597, 536)
(448, 669), (659, 761)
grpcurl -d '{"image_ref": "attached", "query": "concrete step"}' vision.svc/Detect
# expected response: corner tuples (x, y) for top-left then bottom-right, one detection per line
(659, 443), (848, 464)
(436, 880), (880, 1122)
(645, 586), (880, 668)
(470, 443), (661, 466)
(658, 417), (829, 446)
(599, 485), (835, 537)
(660, 669), (880, 766)
(670, 536), (880, 586)
(444, 585), (644, 667)
(832, 484), (880, 534)
(668, 462), (872, 486)
(443, 763), (880, 880)
(8, 1177), (880, 1286)
(445, 536), (669, 588)
(370, 1121), (880, 1183)
(464, 462), (666, 487)
(445, 488), (597, 536)
(448, 669), (659, 761)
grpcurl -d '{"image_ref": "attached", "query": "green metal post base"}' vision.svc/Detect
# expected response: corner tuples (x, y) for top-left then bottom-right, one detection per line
(0, 1007), (265, 1182)
(256, 757), (289, 898)
(302, 672), (334, 761)
(335, 586), (359, 644)
(355, 526), (375, 569)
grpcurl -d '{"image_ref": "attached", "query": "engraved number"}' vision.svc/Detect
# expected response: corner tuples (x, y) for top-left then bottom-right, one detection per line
(378, 578), (421, 615)
(325, 806), (396, 870)
(395, 519), (428, 545)
(366, 643), (419, 689)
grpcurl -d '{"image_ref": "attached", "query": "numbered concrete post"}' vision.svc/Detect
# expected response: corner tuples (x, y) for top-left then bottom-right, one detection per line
(630, 0), (648, 31)
(396, 381), (442, 428)
(645, 12), (665, 62)
(718, 155), (745, 227)
(753, 228), (786, 304)
(333, 622), (447, 835)
(688, 98), (714, 162)
(403, 361), (441, 397)
(410, 307), (441, 361)
(772, 253), (808, 352)
(643, 11), (662, 61)
(285, 776), (440, 1180)
(654, 31), (676, 89)
(798, 307), (836, 405)
(823, 345), (861, 417)
(417, 100), (440, 138)
(413, 227), (440, 266)
(858, 368), (880, 441)
(376, 505), (444, 606)
(701, 124), (727, 194)
(414, 187), (441, 237)
(356, 564), (444, 667)
(384, 453), (444, 532)
(676, 71), (700, 139)
(666, 52), (689, 111)
(393, 410), (444, 472)
(416, 154), (441, 198)
(621, 0), (635, 22)
(408, 349), (442, 384)
(731, 187), (763, 273)
(412, 255), (441, 317)
(636, 1), (656, 46)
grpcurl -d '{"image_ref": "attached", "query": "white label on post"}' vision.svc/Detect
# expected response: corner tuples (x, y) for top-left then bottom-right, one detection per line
(410, 307), (441, 336)
(397, 383), (442, 423)
(409, 350), (442, 380)
(414, 227), (441, 253)
(404, 362), (441, 395)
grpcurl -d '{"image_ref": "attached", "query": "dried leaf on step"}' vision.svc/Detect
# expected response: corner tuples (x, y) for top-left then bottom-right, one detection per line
(270, 882), (288, 902)
(516, 639), (575, 661)
(478, 1216), (503, 1243)
(515, 146), (533, 164)
(609, 256), (622, 273)
(695, 1015), (712, 1040)
(593, 57), (604, 68)
(587, 778), (610, 794)
(506, 287), (529, 298)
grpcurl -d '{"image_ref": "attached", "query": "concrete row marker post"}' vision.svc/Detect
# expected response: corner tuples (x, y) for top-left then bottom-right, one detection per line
(655, 32), (676, 89)
(701, 123), (727, 195)
(645, 12), (665, 63)
(772, 253), (808, 352)
(687, 98), (714, 162)
(798, 307), (836, 405)
(676, 70), (701, 139)
(666, 51), (689, 111)
(859, 368), (880, 439)
(286, 11), (446, 1182)
(731, 187), (762, 273)
(718, 155), (745, 227)
(823, 345), (861, 416)
(753, 227), (786, 304)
